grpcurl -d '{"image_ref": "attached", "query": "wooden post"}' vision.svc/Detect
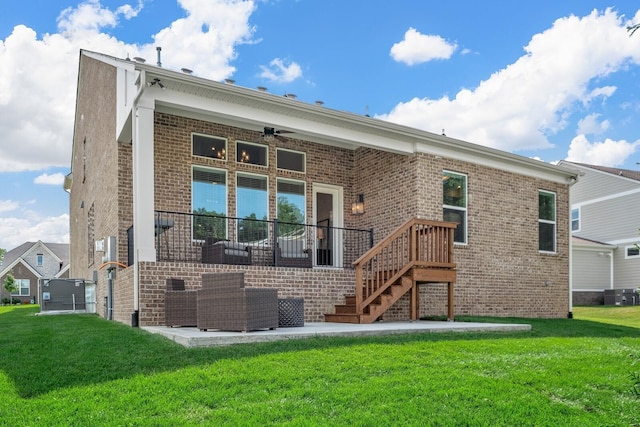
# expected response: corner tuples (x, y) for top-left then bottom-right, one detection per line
(447, 281), (454, 321)
(409, 277), (418, 321)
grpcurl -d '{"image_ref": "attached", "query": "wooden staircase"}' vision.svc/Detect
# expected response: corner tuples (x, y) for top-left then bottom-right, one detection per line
(325, 218), (457, 324)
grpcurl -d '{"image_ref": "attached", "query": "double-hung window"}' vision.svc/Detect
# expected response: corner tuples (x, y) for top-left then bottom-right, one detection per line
(539, 190), (556, 253)
(443, 171), (467, 244)
(571, 208), (580, 232)
(236, 173), (268, 243)
(192, 167), (227, 240)
(12, 279), (30, 296)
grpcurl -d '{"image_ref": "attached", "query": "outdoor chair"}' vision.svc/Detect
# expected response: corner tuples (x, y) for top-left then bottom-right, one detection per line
(202, 238), (252, 265)
(274, 237), (312, 268)
(164, 278), (197, 327)
(197, 272), (278, 332)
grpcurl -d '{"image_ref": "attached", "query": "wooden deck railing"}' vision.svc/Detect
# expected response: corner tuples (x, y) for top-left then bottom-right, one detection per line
(352, 218), (457, 313)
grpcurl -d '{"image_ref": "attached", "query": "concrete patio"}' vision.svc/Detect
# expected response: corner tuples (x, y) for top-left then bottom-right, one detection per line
(142, 320), (532, 348)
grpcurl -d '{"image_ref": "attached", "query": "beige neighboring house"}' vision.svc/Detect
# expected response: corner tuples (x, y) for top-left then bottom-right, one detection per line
(65, 49), (579, 327)
(559, 161), (640, 305)
(0, 241), (70, 304)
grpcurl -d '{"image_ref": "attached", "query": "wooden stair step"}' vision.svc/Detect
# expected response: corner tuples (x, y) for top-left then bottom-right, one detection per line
(324, 313), (361, 324)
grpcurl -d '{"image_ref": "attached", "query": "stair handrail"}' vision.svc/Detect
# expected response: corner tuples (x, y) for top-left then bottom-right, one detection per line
(353, 217), (457, 313)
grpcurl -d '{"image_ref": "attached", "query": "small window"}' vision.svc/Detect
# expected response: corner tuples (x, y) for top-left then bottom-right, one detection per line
(277, 148), (305, 173)
(37, 253), (43, 266)
(236, 141), (268, 166)
(626, 246), (640, 259)
(571, 208), (580, 232)
(539, 190), (556, 253)
(192, 133), (226, 160)
(443, 170), (467, 244)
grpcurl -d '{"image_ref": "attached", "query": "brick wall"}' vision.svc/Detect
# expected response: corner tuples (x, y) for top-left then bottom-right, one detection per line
(135, 262), (355, 326)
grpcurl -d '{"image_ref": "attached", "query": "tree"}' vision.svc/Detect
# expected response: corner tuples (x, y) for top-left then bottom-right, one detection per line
(628, 23), (640, 36)
(0, 248), (5, 264)
(3, 272), (18, 305)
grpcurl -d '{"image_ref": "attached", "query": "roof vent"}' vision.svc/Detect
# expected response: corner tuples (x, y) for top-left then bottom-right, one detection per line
(315, 100), (324, 106)
(285, 93), (297, 99)
(257, 86), (268, 92)
(181, 68), (193, 75)
(156, 46), (162, 67)
(133, 57), (146, 63)
(225, 79), (236, 85)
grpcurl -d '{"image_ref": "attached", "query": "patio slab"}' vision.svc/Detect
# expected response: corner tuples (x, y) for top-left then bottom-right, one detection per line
(142, 320), (531, 348)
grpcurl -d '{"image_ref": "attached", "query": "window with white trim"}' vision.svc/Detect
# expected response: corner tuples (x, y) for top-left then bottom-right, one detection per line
(539, 190), (556, 253)
(236, 141), (268, 166)
(192, 167), (227, 240)
(626, 245), (640, 259)
(236, 173), (268, 243)
(443, 170), (467, 244)
(571, 208), (580, 232)
(12, 279), (30, 296)
(277, 148), (306, 173)
(192, 133), (227, 160)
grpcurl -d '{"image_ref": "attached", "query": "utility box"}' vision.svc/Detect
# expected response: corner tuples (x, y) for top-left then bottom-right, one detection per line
(604, 289), (639, 306)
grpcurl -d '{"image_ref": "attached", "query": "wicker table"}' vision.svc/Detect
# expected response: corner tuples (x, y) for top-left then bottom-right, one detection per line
(278, 298), (305, 327)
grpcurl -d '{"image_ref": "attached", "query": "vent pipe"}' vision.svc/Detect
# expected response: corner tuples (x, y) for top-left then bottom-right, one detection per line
(156, 46), (162, 67)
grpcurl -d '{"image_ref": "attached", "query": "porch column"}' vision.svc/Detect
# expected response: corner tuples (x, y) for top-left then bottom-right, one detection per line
(132, 101), (156, 262)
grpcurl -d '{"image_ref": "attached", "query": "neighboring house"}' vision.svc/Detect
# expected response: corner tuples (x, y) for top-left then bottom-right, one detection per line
(66, 49), (579, 327)
(0, 241), (70, 304)
(559, 161), (640, 305)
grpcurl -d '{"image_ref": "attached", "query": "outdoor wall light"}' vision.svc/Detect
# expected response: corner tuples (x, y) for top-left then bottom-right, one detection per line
(351, 194), (365, 215)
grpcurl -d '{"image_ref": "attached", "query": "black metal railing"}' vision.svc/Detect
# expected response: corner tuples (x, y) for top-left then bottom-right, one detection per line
(128, 211), (373, 268)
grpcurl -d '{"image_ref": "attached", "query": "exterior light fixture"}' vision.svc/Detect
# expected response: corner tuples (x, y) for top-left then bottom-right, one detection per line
(351, 194), (365, 215)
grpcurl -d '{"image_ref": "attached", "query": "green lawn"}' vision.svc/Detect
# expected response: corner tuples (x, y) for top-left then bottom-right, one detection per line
(1, 305), (639, 426)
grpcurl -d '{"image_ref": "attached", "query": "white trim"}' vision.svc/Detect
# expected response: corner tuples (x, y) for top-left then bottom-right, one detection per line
(624, 245), (640, 259)
(235, 172), (269, 220)
(571, 187), (640, 209)
(313, 183), (344, 267)
(192, 132), (228, 162)
(236, 140), (268, 167)
(538, 190), (557, 254)
(276, 147), (306, 174)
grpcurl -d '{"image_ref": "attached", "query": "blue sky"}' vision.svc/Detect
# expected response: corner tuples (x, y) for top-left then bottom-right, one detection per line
(1, 0), (640, 250)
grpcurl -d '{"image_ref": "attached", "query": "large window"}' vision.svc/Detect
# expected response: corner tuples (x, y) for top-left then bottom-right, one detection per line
(192, 167), (227, 240)
(277, 179), (306, 239)
(277, 148), (306, 173)
(539, 190), (556, 253)
(443, 171), (467, 244)
(192, 133), (227, 160)
(571, 208), (580, 232)
(236, 141), (268, 166)
(12, 279), (30, 296)
(236, 173), (268, 243)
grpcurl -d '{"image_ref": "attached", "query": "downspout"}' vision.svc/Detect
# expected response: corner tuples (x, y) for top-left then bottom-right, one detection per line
(609, 251), (614, 290)
(567, 173), (580, 319)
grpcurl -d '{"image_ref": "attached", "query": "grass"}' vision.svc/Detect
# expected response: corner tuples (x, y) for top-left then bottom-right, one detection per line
(1, 306), (640, 426)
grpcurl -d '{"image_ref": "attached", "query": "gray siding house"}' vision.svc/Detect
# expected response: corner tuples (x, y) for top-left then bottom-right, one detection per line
(0, 241), (70, 304)
(559, 161), (640, 304)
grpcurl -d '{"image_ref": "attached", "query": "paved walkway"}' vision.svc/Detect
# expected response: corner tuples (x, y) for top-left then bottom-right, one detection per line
(142, 320), (531, 348)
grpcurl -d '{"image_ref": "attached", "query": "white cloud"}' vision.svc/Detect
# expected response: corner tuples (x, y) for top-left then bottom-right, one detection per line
(576, 113), (610, 136)
(379, 9), (640, 153)
(390, 27), (457, 65)
(258, 58), (303, 83)
(0, 214), (69, 249)
(0, 0), (256, 173)
(566, 134), (640, 166)
(34, 173), (66, 185)
(0, 201), (19, 213)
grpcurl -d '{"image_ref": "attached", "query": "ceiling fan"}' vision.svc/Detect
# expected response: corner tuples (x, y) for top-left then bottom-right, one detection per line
(260, 127), (295, 142)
